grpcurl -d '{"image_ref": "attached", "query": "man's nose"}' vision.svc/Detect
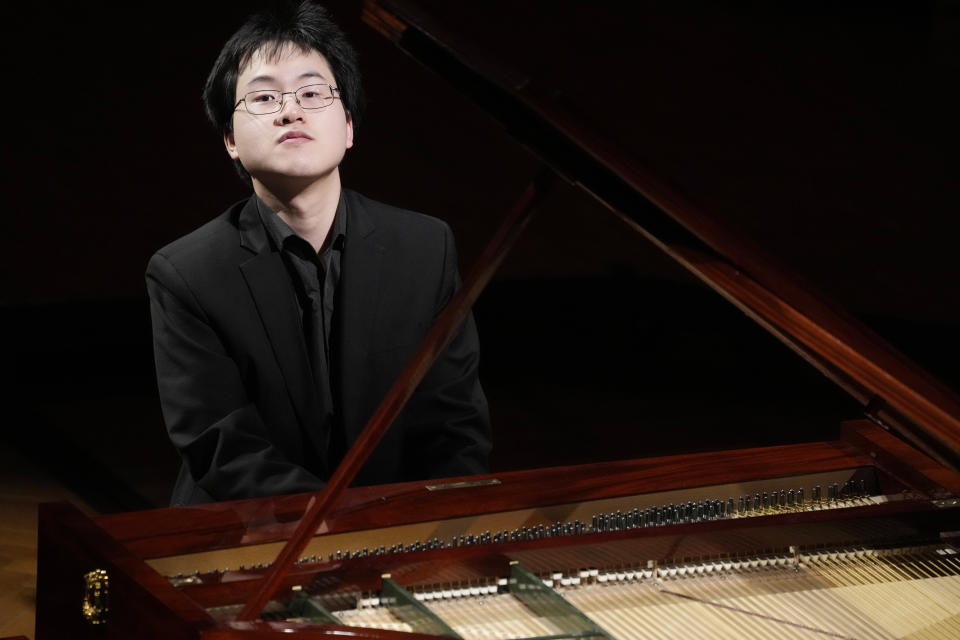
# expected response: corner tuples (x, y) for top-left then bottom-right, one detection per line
(275, 92), (304, 122)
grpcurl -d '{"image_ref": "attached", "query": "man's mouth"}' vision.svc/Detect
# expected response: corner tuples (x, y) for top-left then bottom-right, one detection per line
(278, 131), (313, 143)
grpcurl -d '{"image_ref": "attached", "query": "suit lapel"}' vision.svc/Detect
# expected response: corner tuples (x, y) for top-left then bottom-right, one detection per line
(337, 191), (385, 443)
(237, 198), (328, 466)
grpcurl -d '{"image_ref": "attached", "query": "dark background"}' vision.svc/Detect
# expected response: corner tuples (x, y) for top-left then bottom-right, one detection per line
(5, 0), (959, 512)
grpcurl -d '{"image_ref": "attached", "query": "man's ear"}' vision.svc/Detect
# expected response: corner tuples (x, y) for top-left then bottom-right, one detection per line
(345, 112), (354, 150)
(224, 129), (240, 160)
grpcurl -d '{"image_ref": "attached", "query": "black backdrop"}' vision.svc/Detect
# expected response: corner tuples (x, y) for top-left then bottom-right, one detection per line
(5, 1), (959, 511)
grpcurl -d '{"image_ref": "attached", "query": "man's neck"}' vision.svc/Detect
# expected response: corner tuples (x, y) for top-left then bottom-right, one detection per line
(254, 172), (342, 253)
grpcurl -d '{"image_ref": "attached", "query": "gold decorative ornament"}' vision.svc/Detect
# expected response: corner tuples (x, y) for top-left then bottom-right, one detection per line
(82, 568), (109, 625)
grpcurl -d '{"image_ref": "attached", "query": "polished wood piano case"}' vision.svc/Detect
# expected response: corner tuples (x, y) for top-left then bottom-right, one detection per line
(35, 420), (960, 638)
(36, 1), (960, 638)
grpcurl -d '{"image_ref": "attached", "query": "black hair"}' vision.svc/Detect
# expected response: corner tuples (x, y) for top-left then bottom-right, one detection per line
(202, 1), (365, 182)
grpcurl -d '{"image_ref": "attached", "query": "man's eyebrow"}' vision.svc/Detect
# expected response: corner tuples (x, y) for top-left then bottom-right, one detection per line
(244, 71), (329, 88)
(245, 74), (277, 87)
(298, 71), (329, 82)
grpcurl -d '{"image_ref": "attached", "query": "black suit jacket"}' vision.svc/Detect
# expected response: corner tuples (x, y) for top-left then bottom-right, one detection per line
(146, 190), (491, 505)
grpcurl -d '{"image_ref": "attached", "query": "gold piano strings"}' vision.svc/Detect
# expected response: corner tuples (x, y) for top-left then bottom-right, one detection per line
(863, 551), (960, 637)
(658, 589), (854, 639)
(552, 546), (960, 639)
(198, 543), (960, 638)
(660, 562), (872, 639)
(657, 569), (856, 639)
(807, 551), (960, 638)
(564, 578), (832, 639)
(812, 554), (927, 634)
(332, 587), (585, 638)
(426, 592), (565, 639)
(558, 583), (661, 639)
(333, 599), (412, 632)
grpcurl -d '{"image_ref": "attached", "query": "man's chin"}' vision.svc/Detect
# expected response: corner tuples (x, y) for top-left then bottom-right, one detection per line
(254, 167), (338, 190)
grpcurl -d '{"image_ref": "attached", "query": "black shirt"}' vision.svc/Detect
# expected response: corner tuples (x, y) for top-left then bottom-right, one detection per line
(256, 194), (347, 472)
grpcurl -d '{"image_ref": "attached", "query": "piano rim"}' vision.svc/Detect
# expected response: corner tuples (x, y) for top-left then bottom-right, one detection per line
(87, 419), (960, 561)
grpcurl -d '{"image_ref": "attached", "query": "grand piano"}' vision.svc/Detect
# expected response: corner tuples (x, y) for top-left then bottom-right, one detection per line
(35, 1), (960, 638)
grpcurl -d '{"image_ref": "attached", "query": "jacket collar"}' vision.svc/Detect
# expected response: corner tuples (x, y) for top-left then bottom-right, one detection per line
(236, 189), (386, 470)
(237, 194), (329, 474)
(238, 195), (270, 255)
(239, 191), (365, 255)
(336, 190), (385, 444)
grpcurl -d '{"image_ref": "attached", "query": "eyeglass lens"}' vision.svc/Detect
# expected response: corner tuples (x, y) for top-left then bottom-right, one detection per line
(243, 84), (336, 114)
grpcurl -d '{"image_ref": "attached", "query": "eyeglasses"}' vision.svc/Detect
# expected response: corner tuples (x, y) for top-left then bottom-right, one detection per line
(234, 83), (340, 115)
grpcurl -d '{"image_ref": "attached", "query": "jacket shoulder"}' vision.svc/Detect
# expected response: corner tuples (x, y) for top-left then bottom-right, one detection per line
(144, 199), (253, 320)
(345, 189), (450, 238)
(151, 200), (246, 267)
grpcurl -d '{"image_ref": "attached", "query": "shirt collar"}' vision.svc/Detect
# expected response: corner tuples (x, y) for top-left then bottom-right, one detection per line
(256, 192), (347, 255)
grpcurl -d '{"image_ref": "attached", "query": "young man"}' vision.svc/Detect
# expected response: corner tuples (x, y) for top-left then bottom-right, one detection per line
(146, 2), (491, 505)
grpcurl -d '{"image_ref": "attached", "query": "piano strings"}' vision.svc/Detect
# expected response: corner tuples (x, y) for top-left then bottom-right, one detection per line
(288, 544), (960, 639)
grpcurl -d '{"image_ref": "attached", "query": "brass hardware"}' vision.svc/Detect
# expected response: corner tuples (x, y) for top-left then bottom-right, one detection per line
(82, 568), (109, 625)
(168, 574), (203, 588)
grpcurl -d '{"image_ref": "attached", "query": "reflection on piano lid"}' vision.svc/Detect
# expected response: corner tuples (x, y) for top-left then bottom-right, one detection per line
(35, 2), (960, 638)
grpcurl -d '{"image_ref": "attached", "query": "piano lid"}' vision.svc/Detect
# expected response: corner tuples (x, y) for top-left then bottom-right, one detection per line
(358, 0), (960, 469)
(356, 0), (960, 323)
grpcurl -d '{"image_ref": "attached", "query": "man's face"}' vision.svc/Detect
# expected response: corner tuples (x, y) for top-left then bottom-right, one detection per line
(225, 45), (354, 188)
